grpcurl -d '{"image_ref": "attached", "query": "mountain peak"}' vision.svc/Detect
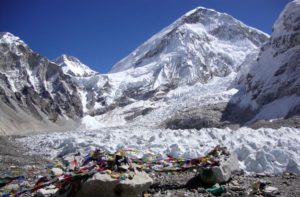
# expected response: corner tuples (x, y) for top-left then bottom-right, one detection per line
(183, 6), (220, 17)
(272, 0), (300, 38)
(0, 32), (17, 39)
(53, 54), (98, 77)
(180, 6), (268, 38)
(0, 32), (27, 47)
(56, 54), (82, 64)
(110, 6), (269, 74)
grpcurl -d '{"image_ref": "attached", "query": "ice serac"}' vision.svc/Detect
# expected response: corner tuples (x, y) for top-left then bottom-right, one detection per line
(0, 32), (83, 135)
(110, 7), (268, 88)
(54, 54), (97, 77)
(226, 0), (300, 125)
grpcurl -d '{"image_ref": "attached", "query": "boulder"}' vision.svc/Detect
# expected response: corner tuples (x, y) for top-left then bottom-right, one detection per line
(263, 186), (279, 197)
(286, 159), (300, 175)
(76, 171), (153, 197)
(198, 153), (239, 184)
(51, 168), (63, 176)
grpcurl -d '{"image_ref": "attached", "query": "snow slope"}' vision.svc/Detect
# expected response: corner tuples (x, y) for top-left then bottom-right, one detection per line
(109, 7), (268, 95)
(111, 7), (268, 75)
(17, 126), (300, 175)
(85, 73), (238, 128)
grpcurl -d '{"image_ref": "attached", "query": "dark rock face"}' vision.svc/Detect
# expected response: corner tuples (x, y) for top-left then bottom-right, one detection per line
(124, 107), (153, 121)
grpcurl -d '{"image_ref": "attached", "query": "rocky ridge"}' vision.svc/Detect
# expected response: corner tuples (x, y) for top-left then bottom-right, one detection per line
(224, 0), (300, 126)
(0, 33), (82, 135)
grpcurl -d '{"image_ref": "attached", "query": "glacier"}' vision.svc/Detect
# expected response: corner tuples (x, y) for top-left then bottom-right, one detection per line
(17, 126), (300, 175)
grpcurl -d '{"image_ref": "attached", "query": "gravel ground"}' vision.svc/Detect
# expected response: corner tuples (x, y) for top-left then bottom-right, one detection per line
(0, 136), (50, 173)
(0, 137), (299, 197)
(147, 171), (300, 197)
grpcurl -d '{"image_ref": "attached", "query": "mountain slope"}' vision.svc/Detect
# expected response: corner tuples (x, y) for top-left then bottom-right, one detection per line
(225, 0), (300, 126)
(0, 32), (83, 134)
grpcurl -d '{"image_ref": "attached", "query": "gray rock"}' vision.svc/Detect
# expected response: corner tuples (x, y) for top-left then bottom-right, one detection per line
(77, 171), (153, 197)
(286, 159), (300, 175)
(163, 103), (237, 130)
(4, 183), (19, 191)
(197, 188), (207, 193)
(228, 185), (245, 191)
(263, 186), (279, 196)
(36, 185), (59, 197)
(198, 153), (239, 184)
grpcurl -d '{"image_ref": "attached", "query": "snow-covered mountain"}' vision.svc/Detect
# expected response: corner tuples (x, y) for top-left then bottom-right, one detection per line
(0, 32), (83, 134)
(2, 2), (300, 177)
(54, 54), (97, 77)
(226, 0), (300, 126)
(110, 7), (268, 90)
(0, 5), (273, 133)
(81, 7), (268, 127)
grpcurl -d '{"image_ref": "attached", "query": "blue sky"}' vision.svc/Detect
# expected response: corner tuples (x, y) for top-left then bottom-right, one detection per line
(0, 0), (291, 73)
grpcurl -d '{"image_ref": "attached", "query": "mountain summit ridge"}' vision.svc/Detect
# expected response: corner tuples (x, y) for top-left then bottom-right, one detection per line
(110, 6), (268, 74)
(53, 54), (98, 77)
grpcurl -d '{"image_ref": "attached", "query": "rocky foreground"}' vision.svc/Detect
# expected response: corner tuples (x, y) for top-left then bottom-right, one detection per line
(0, 136), (299, 197)
(149, 171), (299, 197)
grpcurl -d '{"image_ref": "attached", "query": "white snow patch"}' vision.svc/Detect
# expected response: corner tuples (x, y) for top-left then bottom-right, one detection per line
(78, 89), (88, 113)
(80, 115), (104, 130)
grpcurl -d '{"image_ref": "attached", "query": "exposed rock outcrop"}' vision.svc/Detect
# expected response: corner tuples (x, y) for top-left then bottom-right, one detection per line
(0, 33), (82, 134)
